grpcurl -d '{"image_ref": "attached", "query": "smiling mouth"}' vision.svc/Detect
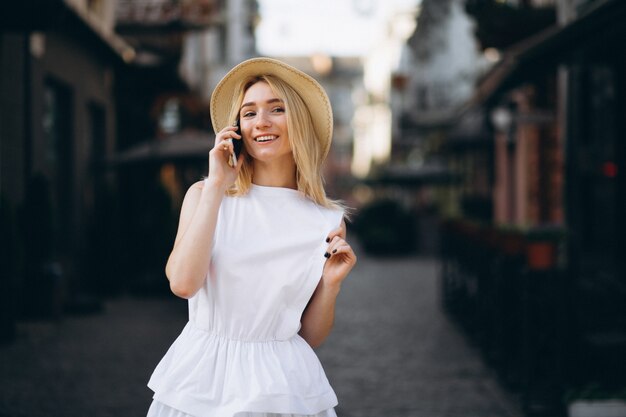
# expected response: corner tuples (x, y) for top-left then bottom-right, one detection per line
(254, 135), (278, 143)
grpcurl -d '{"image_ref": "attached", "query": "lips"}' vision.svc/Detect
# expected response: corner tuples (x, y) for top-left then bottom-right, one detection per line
(254, 135), (278, 143)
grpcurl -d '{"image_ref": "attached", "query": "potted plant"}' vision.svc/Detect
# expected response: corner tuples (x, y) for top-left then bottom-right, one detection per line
(524, 226), (565, 271)
(353, 198), (417, 256)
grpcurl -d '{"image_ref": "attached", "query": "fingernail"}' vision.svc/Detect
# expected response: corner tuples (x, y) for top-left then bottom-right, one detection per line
(332, 249), (337, 254)
(324, 252), (330, 258)
(325, 237), (330, 243)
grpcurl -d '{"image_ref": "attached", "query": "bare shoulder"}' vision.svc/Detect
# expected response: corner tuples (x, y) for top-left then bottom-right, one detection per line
(191, 179), (206, 190)
(179, 180), (205, 209)
(186, 179), (205, 195)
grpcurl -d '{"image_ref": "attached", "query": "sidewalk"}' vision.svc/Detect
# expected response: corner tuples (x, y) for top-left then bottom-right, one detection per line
(0, 255), (523, 417)
(317, 255), (523, 417)
(0, 293), (189, 417)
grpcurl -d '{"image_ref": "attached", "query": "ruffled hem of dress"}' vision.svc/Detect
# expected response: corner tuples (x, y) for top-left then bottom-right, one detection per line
(149, 390), (338, 417)
(147, 399), (337, 417)
(147, 322), (338, 417)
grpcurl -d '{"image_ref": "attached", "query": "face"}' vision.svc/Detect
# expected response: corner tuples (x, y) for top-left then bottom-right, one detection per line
(239, 81), (293, 166)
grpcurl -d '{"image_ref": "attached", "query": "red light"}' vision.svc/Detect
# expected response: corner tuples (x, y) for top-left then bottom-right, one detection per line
(602, 162), (618, 178)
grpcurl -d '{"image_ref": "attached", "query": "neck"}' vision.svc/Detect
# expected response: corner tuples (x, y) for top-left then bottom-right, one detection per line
(252, 158), (297, 189)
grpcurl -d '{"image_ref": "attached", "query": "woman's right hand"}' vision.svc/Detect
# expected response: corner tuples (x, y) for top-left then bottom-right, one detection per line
(208, 125), (242, 189)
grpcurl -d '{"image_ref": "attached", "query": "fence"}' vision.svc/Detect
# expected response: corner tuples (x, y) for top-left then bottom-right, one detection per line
(440, 219), (567, 416)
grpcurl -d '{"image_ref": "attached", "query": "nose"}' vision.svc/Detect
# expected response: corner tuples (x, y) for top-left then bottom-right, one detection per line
(255, 111), (272, 129)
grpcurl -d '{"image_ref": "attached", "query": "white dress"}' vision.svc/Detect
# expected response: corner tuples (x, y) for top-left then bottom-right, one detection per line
(147, 183), (344, 417)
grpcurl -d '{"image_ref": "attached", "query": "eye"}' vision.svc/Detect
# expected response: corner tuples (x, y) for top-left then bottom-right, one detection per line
(242, 111), (255, 118)
(272, 106), (285, 113)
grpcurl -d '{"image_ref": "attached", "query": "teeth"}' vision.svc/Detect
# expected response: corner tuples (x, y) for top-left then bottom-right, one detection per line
(255, 135), (277, 142)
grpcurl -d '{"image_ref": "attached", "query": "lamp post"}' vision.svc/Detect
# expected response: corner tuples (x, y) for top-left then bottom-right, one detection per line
(490, 105), (514, 139)
(491, 104), (516, 223)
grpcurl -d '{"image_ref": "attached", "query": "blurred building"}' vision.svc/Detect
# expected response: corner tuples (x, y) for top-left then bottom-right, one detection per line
(177, 0), (258, 100)
(352, 0), (482, 255)
(395, 0), (488, 225)
(351, 2), (420, 179)
(352, 0), (626, 411)
(0, 0), (258, 342)
(1, 0), (131, 340)
(436, 0), (626, 414)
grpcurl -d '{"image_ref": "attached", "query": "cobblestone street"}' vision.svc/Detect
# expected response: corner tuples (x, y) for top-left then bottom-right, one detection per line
(317, 255), (523, 417)
(0, 254), (523, 417)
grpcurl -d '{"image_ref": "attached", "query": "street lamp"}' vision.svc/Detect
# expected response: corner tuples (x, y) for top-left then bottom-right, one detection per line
(490, 104), (516, 223)
(490, 104), (516, 146)
(490, 105), (513, 133)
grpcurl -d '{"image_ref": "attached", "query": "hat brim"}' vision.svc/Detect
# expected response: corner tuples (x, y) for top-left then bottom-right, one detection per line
(210, 57), (333, 158)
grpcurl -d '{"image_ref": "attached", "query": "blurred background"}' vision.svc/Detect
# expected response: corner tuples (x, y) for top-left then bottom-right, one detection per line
(1, 0), (625, 416)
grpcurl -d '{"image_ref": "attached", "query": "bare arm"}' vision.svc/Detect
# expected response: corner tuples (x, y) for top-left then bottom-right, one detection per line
(165, 180), (226, 298)
(165, 125), (241, 299)
(299, 221), (357, 347)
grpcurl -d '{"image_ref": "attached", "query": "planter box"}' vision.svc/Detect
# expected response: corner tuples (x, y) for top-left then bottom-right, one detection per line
(526, 241), (557, 270)
(568, 400), (626, 417)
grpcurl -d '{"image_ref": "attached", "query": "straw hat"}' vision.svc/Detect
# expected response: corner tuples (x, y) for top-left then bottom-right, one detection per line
(210, 57), (333, 158)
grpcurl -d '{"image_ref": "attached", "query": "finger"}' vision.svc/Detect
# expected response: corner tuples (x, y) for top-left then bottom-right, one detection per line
(215, 139), (230, 154)
(325, 226), (345, 243)
(215, 126), (240, 145)
(326, 237), (347, 257)
(214, 136), (226, 147)
(219, 131), (239, 143)
(209, 138), (235, 165)
(328, 236), (343, 251)
(328, 245), (356, 265)
(330, 243), (350, 257)
(325, 224), (346, 243)
(227, 130), (241, 140)
(221, 139), (240, 167)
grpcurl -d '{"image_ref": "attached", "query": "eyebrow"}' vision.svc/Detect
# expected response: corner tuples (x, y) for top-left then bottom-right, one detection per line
(240, 98), (284, 110)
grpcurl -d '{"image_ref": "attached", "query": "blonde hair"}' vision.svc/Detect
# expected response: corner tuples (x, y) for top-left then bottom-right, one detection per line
(225, 75), (343, 211)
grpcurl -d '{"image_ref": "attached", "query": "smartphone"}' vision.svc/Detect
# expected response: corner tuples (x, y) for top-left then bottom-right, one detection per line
(228, 119), (243, 167)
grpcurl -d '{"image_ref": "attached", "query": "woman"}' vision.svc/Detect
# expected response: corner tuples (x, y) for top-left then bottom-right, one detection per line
(147, 57), (357, 417)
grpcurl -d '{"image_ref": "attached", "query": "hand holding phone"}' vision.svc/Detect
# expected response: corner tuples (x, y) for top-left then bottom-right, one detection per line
(227, 119), (243, 167)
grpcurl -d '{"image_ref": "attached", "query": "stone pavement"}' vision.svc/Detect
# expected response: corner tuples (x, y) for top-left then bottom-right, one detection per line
(0, 254), (524, 417)
(0, 293), (189, 417)
(316, 255), (523, 417)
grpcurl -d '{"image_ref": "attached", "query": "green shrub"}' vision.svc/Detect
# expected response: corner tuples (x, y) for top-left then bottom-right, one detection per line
(353, 199), (417, 256)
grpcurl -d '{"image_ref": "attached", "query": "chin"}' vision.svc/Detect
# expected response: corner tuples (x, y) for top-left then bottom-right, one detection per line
(252, 151), (294, 165)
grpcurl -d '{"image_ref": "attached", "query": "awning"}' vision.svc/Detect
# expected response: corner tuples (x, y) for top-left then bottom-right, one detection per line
(363, 164), (461, 188)
(1, 0), (134, 64)
(108, 129), (213, 166)
(468, 0), (626, 107)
